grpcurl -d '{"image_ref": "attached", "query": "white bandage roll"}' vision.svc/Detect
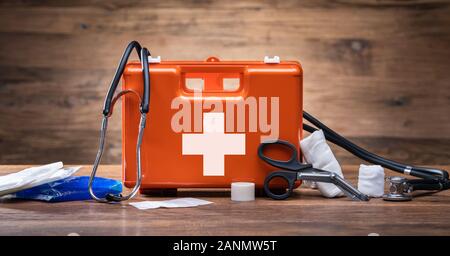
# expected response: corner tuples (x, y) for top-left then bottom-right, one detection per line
(231, 182), (255, 201)
(300, 130), (344, 198)
(358, 164), (385, 197)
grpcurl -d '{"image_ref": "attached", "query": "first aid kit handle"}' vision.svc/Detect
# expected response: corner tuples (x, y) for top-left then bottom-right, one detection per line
(258, 140), (309, 171)
(102, 41), (150, 116)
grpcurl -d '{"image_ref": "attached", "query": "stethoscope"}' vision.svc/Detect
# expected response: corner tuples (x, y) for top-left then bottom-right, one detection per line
(302, 111), (450, 201)
(88, 41), (150, 203)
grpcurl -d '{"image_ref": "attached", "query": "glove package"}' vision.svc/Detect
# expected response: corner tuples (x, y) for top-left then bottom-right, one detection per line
(12, 176), (122, 202)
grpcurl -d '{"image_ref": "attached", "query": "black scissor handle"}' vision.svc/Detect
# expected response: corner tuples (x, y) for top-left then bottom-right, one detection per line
(264, 170), (297, 200)
(258, 140), (305, 171)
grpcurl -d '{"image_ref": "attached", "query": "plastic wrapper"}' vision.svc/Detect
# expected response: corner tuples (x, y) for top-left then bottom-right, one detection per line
(11, 176), (122, 202)
(0, 162), (81, 196)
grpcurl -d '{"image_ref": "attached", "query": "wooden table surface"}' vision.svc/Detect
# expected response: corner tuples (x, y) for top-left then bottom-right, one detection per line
(0, 165), (449, 236)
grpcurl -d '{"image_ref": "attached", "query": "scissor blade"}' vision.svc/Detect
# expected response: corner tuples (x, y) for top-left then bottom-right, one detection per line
(332, 175), (369, 201)
(297, 170), (369, 201)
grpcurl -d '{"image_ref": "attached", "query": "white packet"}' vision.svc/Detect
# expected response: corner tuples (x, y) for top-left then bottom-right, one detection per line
(129, 198), (213, 210)
(0, 162), (80, 196)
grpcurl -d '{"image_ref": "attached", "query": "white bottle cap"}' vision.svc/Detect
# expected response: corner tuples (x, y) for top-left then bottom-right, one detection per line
(231, 182), (255, 201)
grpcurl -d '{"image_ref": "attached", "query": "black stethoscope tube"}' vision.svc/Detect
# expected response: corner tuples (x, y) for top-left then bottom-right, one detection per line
(408, 178), (450, 191)
(303, 111), (448, 181)
(303, 123), (441, 181)
(102, 41), (150, 116)
(140, 48), (150, 114)
(90, 41), (151, 203)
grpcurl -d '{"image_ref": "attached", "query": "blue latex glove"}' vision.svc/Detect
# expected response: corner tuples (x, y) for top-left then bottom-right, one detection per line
(12, 176), (122, 202)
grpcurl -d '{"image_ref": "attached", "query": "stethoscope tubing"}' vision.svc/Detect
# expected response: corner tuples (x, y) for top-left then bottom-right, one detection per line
(89, 42), (151, 203)
(303, 111), (448, 181)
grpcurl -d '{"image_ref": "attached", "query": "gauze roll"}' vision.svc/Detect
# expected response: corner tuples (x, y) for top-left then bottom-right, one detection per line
(300, 130), (344, 198)
(231, 182), (255, 201)
(358, 164), (385, 197)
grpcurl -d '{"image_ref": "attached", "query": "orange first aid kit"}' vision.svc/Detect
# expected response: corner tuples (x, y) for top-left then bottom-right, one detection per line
(120, 55), (303, 193)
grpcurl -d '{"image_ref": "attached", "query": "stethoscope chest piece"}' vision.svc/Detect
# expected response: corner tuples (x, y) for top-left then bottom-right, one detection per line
(383, 176), (412, 201)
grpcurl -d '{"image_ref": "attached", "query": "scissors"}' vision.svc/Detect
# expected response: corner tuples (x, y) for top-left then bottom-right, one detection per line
(258, 140), (369, 201)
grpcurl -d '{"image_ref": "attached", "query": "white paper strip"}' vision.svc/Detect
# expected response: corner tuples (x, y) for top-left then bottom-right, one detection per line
(129, 198), (213, 210)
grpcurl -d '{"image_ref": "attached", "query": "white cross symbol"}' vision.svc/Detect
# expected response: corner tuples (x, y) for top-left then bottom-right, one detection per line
(182, 112), (246, 176)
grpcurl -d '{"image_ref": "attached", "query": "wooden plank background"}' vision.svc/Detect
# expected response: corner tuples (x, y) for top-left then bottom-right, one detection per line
(0, 0), (449, 164)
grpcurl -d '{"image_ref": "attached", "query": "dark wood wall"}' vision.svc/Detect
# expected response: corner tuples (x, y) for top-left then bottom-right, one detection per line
(0, 0), (449, 165)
